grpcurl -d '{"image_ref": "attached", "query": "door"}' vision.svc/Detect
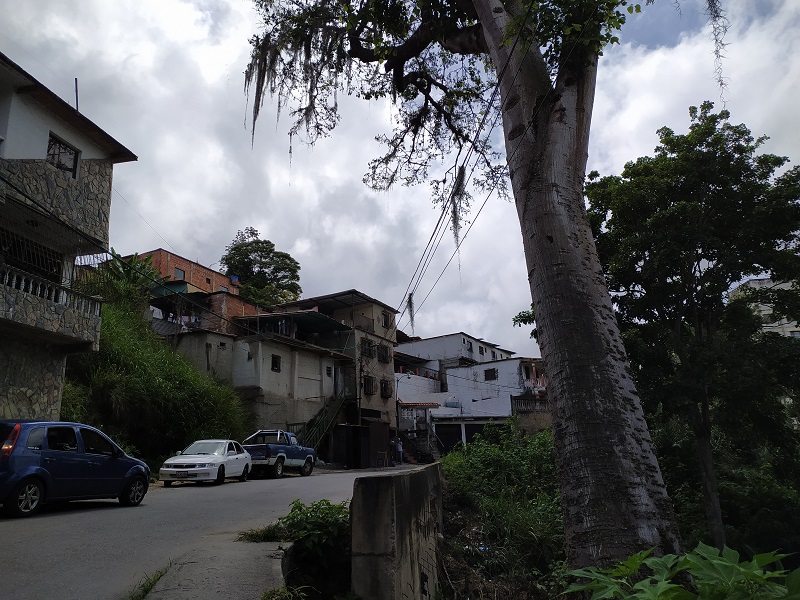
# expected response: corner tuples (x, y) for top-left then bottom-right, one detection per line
(78, 428), (123, 496)
(224, 441), (244, 476)
(42, 426), (85, 498)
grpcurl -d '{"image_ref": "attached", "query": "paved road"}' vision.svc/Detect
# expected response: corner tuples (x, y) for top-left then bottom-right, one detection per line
(1, 469), (374, 600)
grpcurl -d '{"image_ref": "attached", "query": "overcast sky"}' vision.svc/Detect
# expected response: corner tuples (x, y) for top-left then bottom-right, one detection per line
(2, 0), (798, 357)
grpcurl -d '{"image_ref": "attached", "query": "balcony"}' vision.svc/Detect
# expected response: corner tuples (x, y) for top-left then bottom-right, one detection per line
(0, 265), (102, 350)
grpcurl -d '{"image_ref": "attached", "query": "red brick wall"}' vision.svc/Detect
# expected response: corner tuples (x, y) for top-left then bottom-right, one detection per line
(141, 249), (239, 295)
(203, 293), (261, 334)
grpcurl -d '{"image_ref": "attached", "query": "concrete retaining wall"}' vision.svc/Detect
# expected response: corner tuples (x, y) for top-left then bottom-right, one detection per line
(351, 464), (442, 600)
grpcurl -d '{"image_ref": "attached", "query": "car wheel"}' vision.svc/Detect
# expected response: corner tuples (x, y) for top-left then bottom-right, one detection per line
(300, 458), (314, 477)
(5, 479), (44, 518)
(269, 458), (284, 478)
(119, 476), (147, 506)
(238, 465), (249, 482)
(163, 480), (172, 488)
(215, 465), (225, 485)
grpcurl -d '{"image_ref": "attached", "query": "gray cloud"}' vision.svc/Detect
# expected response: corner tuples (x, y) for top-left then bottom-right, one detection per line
(1, 0), (796, 360)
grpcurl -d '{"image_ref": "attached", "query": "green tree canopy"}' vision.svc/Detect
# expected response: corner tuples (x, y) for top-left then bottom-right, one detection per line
(586, 102), (800, 550)
(220, 227), (302, 307)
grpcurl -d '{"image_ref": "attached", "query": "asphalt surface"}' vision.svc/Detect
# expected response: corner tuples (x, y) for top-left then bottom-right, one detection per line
(148, 464), (422, 600)
(2, 464), (416, 600)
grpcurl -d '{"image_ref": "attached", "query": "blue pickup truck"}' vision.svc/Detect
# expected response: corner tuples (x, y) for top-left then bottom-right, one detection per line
(242, 430), (316, 478)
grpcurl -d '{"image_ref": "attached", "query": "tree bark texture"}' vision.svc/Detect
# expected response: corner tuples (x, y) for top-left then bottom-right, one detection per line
(472, 0), (682, 567)
(690, 403), (726, 549)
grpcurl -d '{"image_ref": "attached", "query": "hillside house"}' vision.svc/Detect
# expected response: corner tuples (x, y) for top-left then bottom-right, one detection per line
(395, 332), (549, 452)
(0, 52), (136, 419)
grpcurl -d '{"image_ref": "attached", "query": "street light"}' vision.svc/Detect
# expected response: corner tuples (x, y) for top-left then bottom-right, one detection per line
(395, 373), (411, 433)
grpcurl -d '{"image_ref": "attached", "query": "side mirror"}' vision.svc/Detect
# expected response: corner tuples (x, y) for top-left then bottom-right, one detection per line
(176, 451), (182, 455)
(227, 450), (235, 456)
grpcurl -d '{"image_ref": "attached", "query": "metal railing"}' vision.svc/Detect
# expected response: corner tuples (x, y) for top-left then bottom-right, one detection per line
(0, 266), (101, 317)
(293, 394), (350, 450)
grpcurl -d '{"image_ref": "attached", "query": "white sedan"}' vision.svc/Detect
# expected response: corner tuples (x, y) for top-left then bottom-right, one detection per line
(159, 439), (251, 486)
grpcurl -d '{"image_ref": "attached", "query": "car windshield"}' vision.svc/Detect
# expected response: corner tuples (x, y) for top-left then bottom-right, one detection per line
(182, 441), (225, 455)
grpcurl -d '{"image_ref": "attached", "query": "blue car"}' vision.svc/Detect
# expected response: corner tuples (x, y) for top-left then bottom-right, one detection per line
(0, 420), (150, 517)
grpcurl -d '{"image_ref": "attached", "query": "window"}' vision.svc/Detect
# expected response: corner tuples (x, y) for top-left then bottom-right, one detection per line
(326, 366), (332, 377)
(174, 267), (185, 280)
(46, 133), (79, 178)
(80, 428), (115, 456)
(26, 427), (44, 450)
(524, 365), (531, 379)
(484, 368), (498, 381)
(271, 354), (282, 372)
(363, 375), (376, 395)
(46, 426), (78, 452)
(227, 442), (236, 454)
(381, 311), (393, 328)
(377, 343), (391, 363)
(220, 285), (229, 292)
(466, 341), (473, 352)
(380, 379), (393, 398)
(218, 342), (227, 349)
(233, 442), (245, 454)
(206, 277), (211, 284)
(479, 346), (485, 355)
(360, 337), (376, 358)
(491, 350), (496, 359)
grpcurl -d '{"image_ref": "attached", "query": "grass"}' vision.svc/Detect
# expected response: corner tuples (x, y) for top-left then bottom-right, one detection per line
(261, 587), (310, 600)
(122, 562), (172, 600)
(238, 521), (291, 542)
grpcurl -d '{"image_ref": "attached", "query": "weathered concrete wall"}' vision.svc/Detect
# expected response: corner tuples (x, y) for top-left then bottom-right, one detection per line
(0, 337), (65, 419)
(351, 464), (442, 600)
(0, 158), (113, 247)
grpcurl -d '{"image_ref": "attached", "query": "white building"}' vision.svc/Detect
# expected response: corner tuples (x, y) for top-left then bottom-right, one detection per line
(395, 332), (548, 452)
(730, 278), (800, 338)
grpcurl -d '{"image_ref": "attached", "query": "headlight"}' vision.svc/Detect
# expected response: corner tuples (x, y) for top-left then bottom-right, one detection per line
(194, 463), (213, 468)
(162, 463), (174, 469)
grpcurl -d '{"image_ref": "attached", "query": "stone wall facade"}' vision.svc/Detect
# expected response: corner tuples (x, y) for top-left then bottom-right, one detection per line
(0, 158), (113, 247)
(0, 337), (66, 419)
(1, 272), (102, 350)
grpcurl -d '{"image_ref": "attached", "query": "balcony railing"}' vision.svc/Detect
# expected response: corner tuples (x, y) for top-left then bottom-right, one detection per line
(1, 266), (101, 317)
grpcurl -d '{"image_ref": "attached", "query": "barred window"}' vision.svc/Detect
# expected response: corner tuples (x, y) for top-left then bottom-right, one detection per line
(47, 133), (79, 178)
(363, 376), (376, 395)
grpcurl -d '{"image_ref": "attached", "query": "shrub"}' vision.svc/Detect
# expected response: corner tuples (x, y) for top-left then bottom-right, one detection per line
(567, 542), (800, 599)
(440, 420), (564, 596)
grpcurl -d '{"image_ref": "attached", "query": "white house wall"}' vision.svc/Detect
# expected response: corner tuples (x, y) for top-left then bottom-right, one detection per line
(397, 333), (512, 366)
(232, 338), (335, 428)
(174, 332), (235, 382)
(1, 92), (107, 160)
(428, 359), (534, 419)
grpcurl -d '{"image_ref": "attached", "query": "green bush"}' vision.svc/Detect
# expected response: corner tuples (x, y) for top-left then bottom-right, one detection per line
(440, 420), (564, 593)
(281, 499), (351, 559)
(567, 542), (800, 599)
(65, 303), (246, 462)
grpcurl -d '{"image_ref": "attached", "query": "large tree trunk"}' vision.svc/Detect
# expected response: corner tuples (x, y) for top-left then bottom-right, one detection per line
(690, 402), (726, 549)
(473, 0), (682, 567)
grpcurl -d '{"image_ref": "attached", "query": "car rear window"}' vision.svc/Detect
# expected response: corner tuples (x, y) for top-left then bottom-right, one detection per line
(244, 432), (281, 445)
(0, 423), (14, 443)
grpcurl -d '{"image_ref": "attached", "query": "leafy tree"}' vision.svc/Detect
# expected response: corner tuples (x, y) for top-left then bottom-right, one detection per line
(219, 227), (302, 307)
(242, 0), (731, 566)
(76, 248), (169, 310)
(586, 102), (800, 550)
